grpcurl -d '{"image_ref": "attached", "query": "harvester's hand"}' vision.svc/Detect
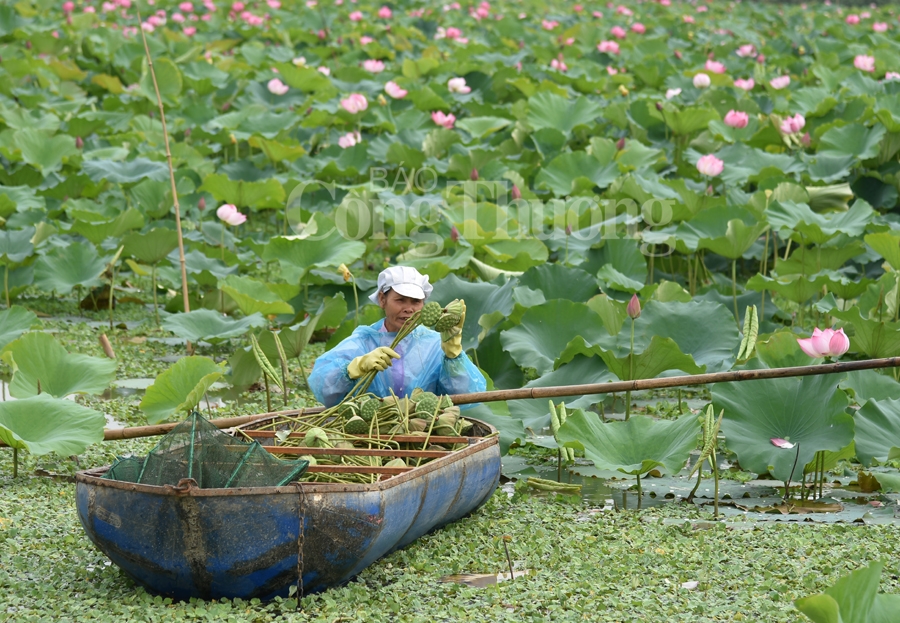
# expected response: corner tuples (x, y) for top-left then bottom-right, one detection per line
(347, 347), (400, 379)
(441, 300), (466, 359)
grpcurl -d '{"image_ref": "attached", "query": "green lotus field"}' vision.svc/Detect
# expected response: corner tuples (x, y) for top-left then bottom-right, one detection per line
(4, 0), (900, 620)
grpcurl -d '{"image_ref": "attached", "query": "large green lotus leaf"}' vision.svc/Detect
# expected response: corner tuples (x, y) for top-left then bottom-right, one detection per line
(70, 207), (145, 245)
(162, 309), (267, 344)
(832, 307), (900, 359)
(818, 124), (886, 160)
(140, 356), (225, 424)
(123, 228), (180, 264)
(13, 129), (78, 174)
(0, 227), (34, 264)
(840, 370), (900, 406)
(500, 300), (608, 376)
(616, 140), (665, 172)
(712, 374), (853, 482)
(455, 405), (524, 456)
(1, 332), (117, 398)
(516, 263), (598, 303)
(0, 306), (38, 350)
(586, 294), (627, 335)
(431, 274), (517, 349)
(558, 412), (699, 476)
(200, 173), (285, 209)
(526, 91), (604, 135)
(795, 561), (899, 623)
(864, 232), (900, 271)
(139, 57), (182, 106)
(776, 241), (866, 276)
(715, 143), (804, 185)
(804, 152), (856, 184)
(534, 151), (619, 196)
(638, 300), (739, 372)
(325, 305), (384, 350)
(873, 473), (900, 494)
(481, 239), (549, 271)
(0, 394), (105, 455)
(34, 242), (107, 295)
(854, 399), (900, 466)
(676, 206), (767, 259)
(455, 117), (511, 139)
(82, 158), (169, 184)
(662, 105), (719, 136)
(220, 275), (294, 317)
(745, 273), (823, 305)
(766, 199), (873, 245)
(756, 330), (815, 368)
(593, 336), (704, 380)
(262, 214), (366, 281)
(585, 238), (647, 287)
(475, 330), (525, 390)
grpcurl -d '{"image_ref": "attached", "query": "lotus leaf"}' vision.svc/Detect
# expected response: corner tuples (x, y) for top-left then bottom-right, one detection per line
(123, 228), (180, 265)
(82, 158), (170, 184)
(795, 561), (900, 623)
(1, 332), (117, 398)
(854, 398), (900, 467)
(766, 199), (873, 245)
(558, 412), (699, 476)
(0, 306), (38, 350)
(712, 373), (853, 483)
(13, 129), (78, 174)
(0, 394), (105, 456)
(517, 264), (598, 303)
(220, 275), (294, 317)
(832, 307), (900, 359)
(70, 207), (145, 245)
(262, 214), (366, 282)
(140, 356), (225, 424)
(526, 92), (603, 135)
(818, 124), (886, 160)
(0, 227), (34, 264)
(840, 370), (900, 406)
(162, 309), (267, 344)
(534, 152), (619, 196)
(34, 242), (108, 295)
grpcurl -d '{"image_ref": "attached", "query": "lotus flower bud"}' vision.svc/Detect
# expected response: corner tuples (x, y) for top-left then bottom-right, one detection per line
(674, 50), (682, 60)
(184, 128), (192, 138)
(626, 293), (641, 319)
(75, 136), (83, 149)
(655, 102), (663, 111)
(450, 225), (459, 242)
(565, 224), (572, 236)
(198, 197), (206, 211)
(801, 132), (811, 147)
(470, 168), (479, 181)
(616, 137), (626, 150)
(511, 184), (521, 200)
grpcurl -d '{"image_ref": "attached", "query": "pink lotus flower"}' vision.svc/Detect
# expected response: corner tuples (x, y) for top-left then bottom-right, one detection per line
(432, 111), (456, 129)
(384, 81), (407, 98)
(179, 1), (194, 11)
(769, 75), (791, 89)
(854, 55), (876, 72)
(606, 66), (619, 76)
(267, 78), (289, 95)
(63, 1), (75, 12)
(780, 113), (806, 134)
(874, 22), (889, 33)
(845, 14), (860, 25)
(626, 294), (641, 319)
(447, 77), (471, 94)
(292, 57), (307, 67)
(551, 58), (567, 72)
(736, 44), (756, 58)
(541, 19), (559, 30)
(797, 327), (850, 358)
(317, 66), (331, 76)
(340, 93), (368, 114)
(693, 73), (711, 88)
(378, 5), (391, 19)
(349, 10), (362, 21)
(610, 25), (627, 39)
(771, 438), (795, 449)
(338, 131), (361, 148)
(885, 72), (900, 81)
(216, 204), (246, 226)
(724, 110), (749, 129)
(861, 11), (872, 19)
(184, 26), (197, 36)
(616, 5), (632, 16)
(592, 10), (603, 18)
(446, 27), (462, 39)
(631, 22), (646, 34)
(696, 154), (724, 177)
(359, 35), (374, 45)
(171, 12), (186, 22)
(232, 1), (244, 10)
(363, 59), (385, 73)
(597, 40), (620, 54)
(665, 88), (682, 99)
(705, 60), (726, 74)
(683, 15), (694, 24)
(267, 0), (280, 8)
(733, 78), (755, 90)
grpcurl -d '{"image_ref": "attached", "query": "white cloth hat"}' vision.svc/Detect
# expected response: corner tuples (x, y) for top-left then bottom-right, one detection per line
(368, 266), (433, 303)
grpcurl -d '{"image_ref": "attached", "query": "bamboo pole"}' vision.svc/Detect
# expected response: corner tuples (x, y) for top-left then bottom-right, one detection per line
(6, 357), (898, 448)
(137, 13), (191, 319)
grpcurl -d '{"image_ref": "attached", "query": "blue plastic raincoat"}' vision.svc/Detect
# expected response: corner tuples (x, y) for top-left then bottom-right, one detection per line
(308, 319), (486, 407)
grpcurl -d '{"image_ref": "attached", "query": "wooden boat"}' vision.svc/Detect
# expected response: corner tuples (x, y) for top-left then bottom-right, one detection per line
(74, 418), (500, 601)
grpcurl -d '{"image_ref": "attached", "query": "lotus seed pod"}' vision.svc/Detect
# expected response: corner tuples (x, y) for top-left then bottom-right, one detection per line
(344, 416), (369, 435)
(385, 458), (407, 469)
(420, 301), (442, 327)
(408, 418), (429, 432)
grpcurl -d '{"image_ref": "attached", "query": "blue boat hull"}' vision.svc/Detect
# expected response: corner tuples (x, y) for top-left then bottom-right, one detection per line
(75, 431), (500, 601)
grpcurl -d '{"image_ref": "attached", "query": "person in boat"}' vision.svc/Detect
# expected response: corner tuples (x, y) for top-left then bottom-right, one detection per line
(308, 266), (487, 407)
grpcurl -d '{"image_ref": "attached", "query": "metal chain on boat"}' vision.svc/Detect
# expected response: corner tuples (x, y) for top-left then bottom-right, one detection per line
(294, 482), (306, 610)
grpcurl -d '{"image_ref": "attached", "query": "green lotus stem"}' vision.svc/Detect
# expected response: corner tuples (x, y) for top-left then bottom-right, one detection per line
(625, 317), (635, 420)
(731, 259), (739, 329)
(352, 276), (359, 328)
(3, 264), (8, 309)
(151, 264), (160, 326)
(12, 447), (17, 478)
(710, 450), (719, 518)
(635, 473), (642, 509)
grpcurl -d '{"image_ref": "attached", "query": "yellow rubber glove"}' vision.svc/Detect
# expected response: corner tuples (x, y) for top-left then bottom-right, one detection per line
(441, 300), (466, 359)
(347, 346), (400, 379)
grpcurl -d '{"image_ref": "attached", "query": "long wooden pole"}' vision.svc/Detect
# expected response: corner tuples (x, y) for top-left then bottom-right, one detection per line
(5, 357), (897, 448)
